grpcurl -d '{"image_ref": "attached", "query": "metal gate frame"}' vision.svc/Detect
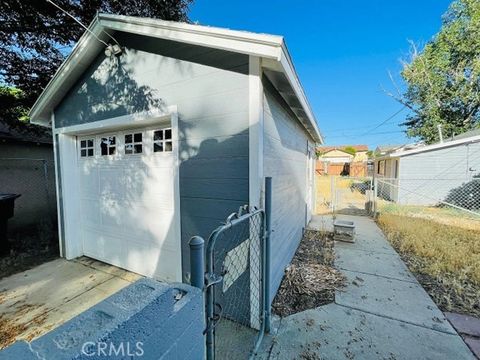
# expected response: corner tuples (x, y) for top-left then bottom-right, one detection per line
(331, 176), (373, 214)
(189, 177), (272, 360)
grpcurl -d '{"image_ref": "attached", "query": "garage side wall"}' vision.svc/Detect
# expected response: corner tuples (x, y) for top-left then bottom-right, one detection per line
(397, 142), (480, 205)
(53, 33), (250, 281)
(262, 79), (313, 299)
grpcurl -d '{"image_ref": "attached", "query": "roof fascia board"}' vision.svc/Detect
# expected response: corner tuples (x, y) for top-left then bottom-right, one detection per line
(99, 16), (283, 60)
(279, 46), (323, 143)
(30, 19), (106, 126)
(391, 135), (480, 157)
(99, 14), (283, 46)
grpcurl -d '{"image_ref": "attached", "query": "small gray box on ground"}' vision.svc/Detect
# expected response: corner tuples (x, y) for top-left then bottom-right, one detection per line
(334, 220), (356, 243)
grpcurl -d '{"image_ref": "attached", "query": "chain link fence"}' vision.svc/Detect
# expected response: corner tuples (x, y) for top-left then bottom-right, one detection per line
(0, 158), (58, 259)
(374, 177), (480, 229)
(204, 206), (266, 360)
(316, 175), (373, 216)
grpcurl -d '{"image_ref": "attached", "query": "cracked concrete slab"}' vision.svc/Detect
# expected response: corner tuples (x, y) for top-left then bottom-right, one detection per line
(309, 214), (397, 254)
(335, 246), (417, 282)
(263, 303), (474, 360)
(336, 269), (455, 334)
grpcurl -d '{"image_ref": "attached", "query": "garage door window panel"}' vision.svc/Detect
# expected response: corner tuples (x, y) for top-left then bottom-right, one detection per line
(79, 138), (94, 158)
(125, 132), (143, 154)
(100, 136), (117, 156)
(153, 128), (173, 153)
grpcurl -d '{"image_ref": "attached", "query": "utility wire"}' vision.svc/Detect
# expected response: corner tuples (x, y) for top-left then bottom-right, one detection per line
(45, 0), (120, 48)
(323, 107), (407, 133)
(326, 130), (404, 140)
(359, 106), (406, 136)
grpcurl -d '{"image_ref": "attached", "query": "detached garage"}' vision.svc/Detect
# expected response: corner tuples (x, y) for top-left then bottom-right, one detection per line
(29, 14), (322, 296)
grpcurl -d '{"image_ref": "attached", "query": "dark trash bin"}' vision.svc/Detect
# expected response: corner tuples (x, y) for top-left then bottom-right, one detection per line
(0, 194), (21, 255)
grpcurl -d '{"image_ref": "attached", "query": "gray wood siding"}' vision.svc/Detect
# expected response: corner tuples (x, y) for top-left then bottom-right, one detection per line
(397, 141), (480, 205)
(54, 33), (250, 281)
(262, 79), (313, 299)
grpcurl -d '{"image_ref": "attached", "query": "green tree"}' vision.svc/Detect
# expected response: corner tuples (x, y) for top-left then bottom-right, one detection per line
(389, 0), (480, 143)
(343, 146), (357, 156)
(0, 0), (192, 126)
(0, 86), (29, 123)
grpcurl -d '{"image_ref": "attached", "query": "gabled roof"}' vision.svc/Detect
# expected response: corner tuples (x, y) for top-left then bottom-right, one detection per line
(0, 120), (52, 144)
(374, 144), (404, 155)
(318, 145), (368, 154)
(29, 13), (322, 142)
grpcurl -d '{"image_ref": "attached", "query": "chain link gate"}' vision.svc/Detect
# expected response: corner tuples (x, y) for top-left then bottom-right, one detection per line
(206, 206), (265, 360)
(189, 178), (272, 360)
(331, 176), (373, 215)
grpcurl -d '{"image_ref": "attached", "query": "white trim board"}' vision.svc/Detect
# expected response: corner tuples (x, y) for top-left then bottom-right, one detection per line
(382, 135), (480, 159)
(29, 14), (322, 143)
(56, 106), (182, 282)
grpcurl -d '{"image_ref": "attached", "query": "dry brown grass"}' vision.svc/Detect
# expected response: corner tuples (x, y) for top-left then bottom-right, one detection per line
(378, 201), (480, 231)
(315, 175), (333, 214)
(377, 213), (480, 315)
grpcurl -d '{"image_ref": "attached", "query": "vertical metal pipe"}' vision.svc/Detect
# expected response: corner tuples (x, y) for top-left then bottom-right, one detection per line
(330, 176), (335, 213)
(205, 231), (218, 360)
(264, 177), (272, 333)
(188, 236), (205, 290)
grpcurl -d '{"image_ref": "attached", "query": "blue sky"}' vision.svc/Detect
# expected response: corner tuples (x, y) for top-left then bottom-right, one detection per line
(190, 0), (452, 149)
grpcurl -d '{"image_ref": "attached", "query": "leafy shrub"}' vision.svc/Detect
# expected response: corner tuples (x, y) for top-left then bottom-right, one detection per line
(444, 178), (480, 210)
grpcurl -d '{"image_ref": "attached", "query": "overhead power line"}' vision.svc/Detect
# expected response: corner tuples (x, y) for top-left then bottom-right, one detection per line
(45, 0), (121, 49)
(359, 106), (407, 136)
(322, 106), (407, 134)
(326, 130), (404, 140)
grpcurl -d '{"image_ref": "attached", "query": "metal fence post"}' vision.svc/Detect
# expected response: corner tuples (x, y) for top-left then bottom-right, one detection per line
(189, 236), (205, 290)
(373, 177), (378, 214)
(330, 176), (335, 212)
(264, 177), (272, 334)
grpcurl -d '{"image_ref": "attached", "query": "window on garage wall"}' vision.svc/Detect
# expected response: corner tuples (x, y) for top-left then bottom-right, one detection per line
(153, 128), (173, 153)
(79, 138), (94, 158)
(100, 135), (116, 156)
(125, 132), (143, 154)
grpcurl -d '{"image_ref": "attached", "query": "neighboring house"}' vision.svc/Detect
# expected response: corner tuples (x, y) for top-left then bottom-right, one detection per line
(374, 130), (480, 205)
(0, 120), (56, 230)
(316, 145), (368, 176)
(374, 144), (404, 157)
(29, 14), (322, 305)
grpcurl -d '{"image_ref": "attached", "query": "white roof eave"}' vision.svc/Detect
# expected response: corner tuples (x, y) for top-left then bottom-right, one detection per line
(29, 14), (322, 142)
(388, 135), (480, 158)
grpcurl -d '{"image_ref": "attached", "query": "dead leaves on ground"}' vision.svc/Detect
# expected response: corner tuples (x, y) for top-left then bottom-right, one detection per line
(273, 230), (346, 317)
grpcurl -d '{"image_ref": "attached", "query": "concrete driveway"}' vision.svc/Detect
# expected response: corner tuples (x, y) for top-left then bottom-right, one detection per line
(0, 257), (141, 349)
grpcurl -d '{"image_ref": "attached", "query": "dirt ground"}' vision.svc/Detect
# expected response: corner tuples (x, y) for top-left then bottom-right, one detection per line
(272, 229), (346, 317)
(0, 224), (59, 280)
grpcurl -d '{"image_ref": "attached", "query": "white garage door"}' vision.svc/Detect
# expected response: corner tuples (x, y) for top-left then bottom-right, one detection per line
(75, 126), (181, 282)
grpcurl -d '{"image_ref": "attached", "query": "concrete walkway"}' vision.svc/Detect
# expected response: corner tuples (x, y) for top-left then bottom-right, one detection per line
(259, 214), (474, 359)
